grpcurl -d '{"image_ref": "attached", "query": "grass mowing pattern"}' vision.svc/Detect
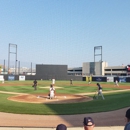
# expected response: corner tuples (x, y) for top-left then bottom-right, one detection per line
(0, 80), (130, 115)
(0, 91), (130, 115)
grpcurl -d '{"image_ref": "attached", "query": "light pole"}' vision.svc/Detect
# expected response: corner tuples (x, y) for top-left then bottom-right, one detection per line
(8, 43), (17, 75)
(94, 46), (102, 75)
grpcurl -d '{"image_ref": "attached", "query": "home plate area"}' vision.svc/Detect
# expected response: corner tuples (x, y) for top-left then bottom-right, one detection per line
(8, 93), (93, 104)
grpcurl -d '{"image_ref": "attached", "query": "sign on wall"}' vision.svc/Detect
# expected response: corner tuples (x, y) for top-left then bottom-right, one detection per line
(86, 76), (92, 82)
(107, 77), (114, 82)
(8, 75), (15, 81)
(96, 77), (102, 81)
(19, 75), (25, 81)
(0, 75), (4, 81)
(119, 77), (126, 83)
(92, 77), (106, 82)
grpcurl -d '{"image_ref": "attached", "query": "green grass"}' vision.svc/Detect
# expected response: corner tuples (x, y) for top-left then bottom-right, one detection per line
(0, 80), (130, 115)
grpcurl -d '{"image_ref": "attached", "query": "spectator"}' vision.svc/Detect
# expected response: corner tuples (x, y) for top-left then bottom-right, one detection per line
(124, 108), (130, 130)
(56, 124), (67, 130)
(83, 117), (95, 130)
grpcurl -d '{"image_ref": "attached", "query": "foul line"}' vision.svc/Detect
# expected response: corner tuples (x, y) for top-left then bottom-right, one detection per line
(75, 89), (130, 95)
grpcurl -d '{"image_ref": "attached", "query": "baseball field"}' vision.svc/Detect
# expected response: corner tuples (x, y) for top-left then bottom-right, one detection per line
(0, 80), (130, 115)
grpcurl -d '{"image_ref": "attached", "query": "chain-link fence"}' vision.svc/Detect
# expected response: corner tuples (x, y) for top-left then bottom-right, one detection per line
(0, 59), (36, 75)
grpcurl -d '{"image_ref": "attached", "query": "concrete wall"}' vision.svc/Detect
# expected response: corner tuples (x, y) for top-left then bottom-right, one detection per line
(2, 74), (130, 82)
(0, 64), (82, 81)
(82, 62), (100, 75)
(102, 62), (108, 75)
(95, 62), (101, 75)
(82, 62), (90, 74)
(82, 62), (108, 76)
(2, 74), (82, 81)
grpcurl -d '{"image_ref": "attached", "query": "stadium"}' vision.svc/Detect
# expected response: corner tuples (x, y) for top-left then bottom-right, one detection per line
(0, 61), (130, 130)
(0, 1), (130, 130)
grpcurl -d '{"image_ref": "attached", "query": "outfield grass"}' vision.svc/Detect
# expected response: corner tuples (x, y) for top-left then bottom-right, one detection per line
(0, 80), (130, 115)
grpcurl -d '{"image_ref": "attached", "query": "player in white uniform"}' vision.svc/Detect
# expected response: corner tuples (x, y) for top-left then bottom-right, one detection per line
(49, 84), (55, 99)
(115, 80), (119, 87)
(52, 78), (55, 85)
(2, 78), (4, 84)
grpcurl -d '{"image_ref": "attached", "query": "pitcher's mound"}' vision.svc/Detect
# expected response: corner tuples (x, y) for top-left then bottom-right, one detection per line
(8, 94), (92, 104)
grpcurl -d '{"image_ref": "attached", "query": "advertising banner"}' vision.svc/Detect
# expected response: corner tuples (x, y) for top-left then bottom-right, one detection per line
(19, 75), (25, 81)
(8, 75), (15, 81)
(86, 76), (92, 82)
(96, 77), (102, 81)
(92, 77), (106, 82)
(119, 77), (126, 83)
(0, 75), (4, 81)
(107, 77), (114, 82)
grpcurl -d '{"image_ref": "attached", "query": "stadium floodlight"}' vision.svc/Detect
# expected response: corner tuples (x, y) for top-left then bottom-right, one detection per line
(8, 43), (17, 75)
(94, 46), (102, 75)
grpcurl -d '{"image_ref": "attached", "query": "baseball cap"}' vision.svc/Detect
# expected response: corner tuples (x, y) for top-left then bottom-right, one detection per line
(56, 124), (67, 130)
(126, 108), (130, 119)
(83, 117), (94, 126)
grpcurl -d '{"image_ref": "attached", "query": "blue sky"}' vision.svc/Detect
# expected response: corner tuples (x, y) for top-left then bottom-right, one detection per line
(0, 0), (130, 68)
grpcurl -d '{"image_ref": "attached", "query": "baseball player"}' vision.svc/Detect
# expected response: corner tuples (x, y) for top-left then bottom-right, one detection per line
(96, 83), (105, 100)
(115, 80), (119, 87)
(49, 84), (55, 99)
(88, 78), (91, 85)
(52, 78), (55, 85)
(32, 79), (37, 90)
(70, 79), (73, 85)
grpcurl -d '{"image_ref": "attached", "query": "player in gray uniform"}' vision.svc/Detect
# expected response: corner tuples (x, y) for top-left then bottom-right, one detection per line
(96, 83), (105, 100)
(32, 79), (37, 90)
